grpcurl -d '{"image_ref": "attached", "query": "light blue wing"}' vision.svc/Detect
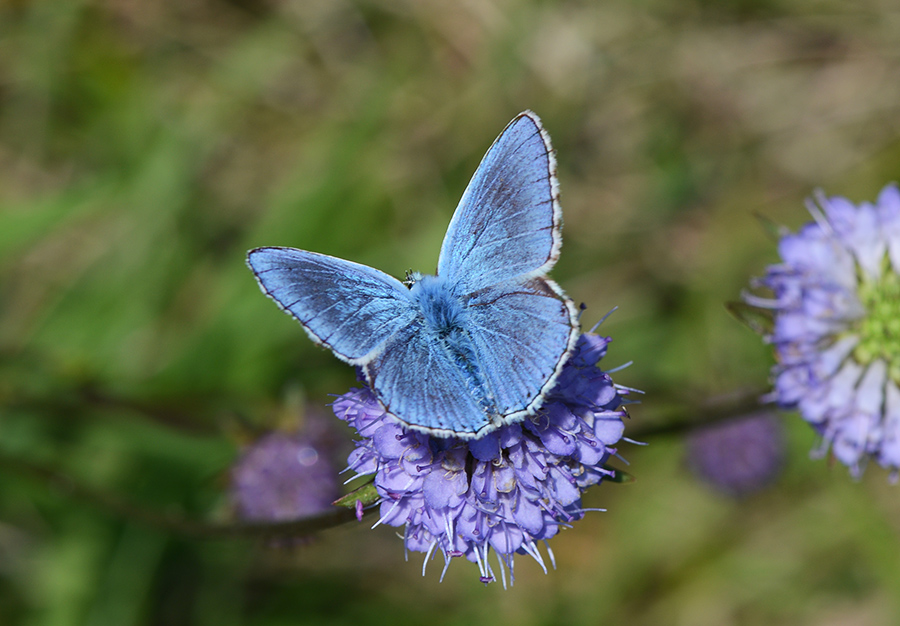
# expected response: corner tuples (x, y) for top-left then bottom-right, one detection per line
(247, 247), (418, 363)
(437, 111), (561, 294)
(464, 277), (580, 420)
(248, 112), (578, 439)
(361, 319), (491, 438)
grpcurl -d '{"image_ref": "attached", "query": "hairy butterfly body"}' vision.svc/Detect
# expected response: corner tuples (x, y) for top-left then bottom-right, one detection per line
(247, 111), (579, 438)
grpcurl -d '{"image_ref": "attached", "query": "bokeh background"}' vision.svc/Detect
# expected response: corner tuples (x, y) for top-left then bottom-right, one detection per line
(3, 1), (900, 624)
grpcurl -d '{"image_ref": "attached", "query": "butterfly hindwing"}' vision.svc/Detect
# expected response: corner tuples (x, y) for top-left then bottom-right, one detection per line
(437, 111), (561, 294)
(463, 277), (580, 419)
(362, 319), (488, 437)
(247, 247), (418, 363)
(248, 111), (580, 438)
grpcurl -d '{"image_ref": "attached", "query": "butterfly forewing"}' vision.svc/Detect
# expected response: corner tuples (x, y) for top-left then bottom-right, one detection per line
(247, 247), (418, 363)
(437, 111), (561, 294)
(248, 111), (580, 438)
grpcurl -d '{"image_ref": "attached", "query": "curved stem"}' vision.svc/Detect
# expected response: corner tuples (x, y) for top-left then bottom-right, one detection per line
(623, 386), (770, 440)
(0, 385), (773, 536)
(0, 451), (365, 538)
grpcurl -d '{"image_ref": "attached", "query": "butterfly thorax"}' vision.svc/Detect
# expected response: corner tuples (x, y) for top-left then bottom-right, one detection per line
(409, 274), (464, 337)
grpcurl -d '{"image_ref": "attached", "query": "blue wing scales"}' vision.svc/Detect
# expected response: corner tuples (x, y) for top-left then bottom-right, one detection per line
(247, 247), (418, 363)
(464, 277), (580, 419)
(247, 111), (581, 439)
(362, 320), (489, 437)
(437, 111), (561, 293)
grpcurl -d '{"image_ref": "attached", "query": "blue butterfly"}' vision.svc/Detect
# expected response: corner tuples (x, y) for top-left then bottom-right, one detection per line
(247, 111), (580, 439)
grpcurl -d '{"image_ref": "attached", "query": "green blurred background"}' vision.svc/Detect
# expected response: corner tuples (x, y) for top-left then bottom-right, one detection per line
(2, 1), (900, 624)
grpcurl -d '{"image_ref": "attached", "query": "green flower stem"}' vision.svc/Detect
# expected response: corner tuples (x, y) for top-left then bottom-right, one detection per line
(0, 451), (365, 538)
(0, 386), (768, 537)
(624, 386), (768, 439)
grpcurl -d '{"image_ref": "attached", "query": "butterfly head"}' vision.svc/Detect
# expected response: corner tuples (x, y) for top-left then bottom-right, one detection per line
(404, 270), (424, 287)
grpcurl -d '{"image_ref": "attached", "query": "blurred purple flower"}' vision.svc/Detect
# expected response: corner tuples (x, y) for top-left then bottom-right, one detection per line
(686, 412), (785, 496)
(333, 332), (631, 585)
(230, 430), (340, 522)
(744, 183), (900, 479)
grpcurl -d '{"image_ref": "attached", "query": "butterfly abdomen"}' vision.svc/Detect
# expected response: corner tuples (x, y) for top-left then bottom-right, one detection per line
(443, 330), (497, 416)
(249, 112), (576, 438)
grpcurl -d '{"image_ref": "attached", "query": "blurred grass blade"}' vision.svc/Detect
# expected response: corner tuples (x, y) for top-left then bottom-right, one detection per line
(726, 301), (774, 336)
(752, 212), (790, 242)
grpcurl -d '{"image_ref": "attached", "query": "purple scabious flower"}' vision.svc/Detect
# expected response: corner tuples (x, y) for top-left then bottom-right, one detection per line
(230, 430), (340, 522)
(686, 412), (785, 496)
(744, 183), (900, 479)
(333, 332), (630, 585)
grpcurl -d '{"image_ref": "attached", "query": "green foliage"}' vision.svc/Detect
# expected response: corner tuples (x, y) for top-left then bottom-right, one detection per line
(2, 1), (900, 624)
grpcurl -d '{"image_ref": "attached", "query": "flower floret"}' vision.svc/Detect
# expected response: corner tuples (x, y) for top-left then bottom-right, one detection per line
(333, 332), (629, 584)
(745, 183), (900, 478)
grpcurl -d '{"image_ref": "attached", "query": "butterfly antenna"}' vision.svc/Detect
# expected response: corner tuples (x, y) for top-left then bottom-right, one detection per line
(403, 270), (423, 287)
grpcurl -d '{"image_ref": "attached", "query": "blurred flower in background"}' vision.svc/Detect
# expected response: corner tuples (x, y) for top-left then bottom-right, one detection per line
(334, 332), (630, 586)
(744, 184), (900, 479)
(5, 0), (900, 621)
(686, 412), (785, 496)
(230, 419), (340, 523)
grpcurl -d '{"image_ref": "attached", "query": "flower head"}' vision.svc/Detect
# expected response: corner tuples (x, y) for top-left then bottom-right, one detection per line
(745, 183), (900, 478)
(230, 430), (340, 522)
(686, 412), (785, 496)
(333, 332), (630, 585)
